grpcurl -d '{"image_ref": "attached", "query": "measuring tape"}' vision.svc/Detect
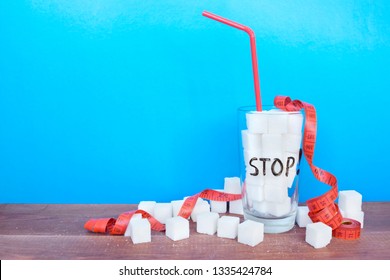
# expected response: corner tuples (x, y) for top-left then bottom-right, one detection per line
(84, 189), (241, 235)
(274, 96), (360, 239)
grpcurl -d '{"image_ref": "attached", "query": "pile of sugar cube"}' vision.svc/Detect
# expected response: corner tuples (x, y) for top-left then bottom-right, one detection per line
(242, 109), (303, 217)
(296, 190), (364, 249)
(125, 177), (264, 247)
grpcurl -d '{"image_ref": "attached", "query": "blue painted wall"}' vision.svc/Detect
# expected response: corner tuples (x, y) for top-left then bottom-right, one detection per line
(1, 1), (389, 203)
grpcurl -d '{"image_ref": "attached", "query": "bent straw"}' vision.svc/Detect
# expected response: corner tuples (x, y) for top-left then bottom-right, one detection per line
(202, 11), (262, 111)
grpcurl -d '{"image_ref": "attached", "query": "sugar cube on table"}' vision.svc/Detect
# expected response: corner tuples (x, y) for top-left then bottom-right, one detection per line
(229, 200), (244, 215)
(217, 216), (240, 239)
(138, 201), (156, 216)
(305, 222), (332, 249)
(267, 111), (288, 134)
(130, 218), (151, 244)
(338, 190), (362, 213)
(246, 112), (268, 134)
(296, 206), (312, 227)
(288, 113), (303, 135)
(153, 202), (173, 224)
(224, 177), (241, 194)
(196, 212), (219, 235)
(165, 216), (189, 241)
(210, 189), (227, 214)
(171, 200), (184, 217)
(124, 213), (142, 237)
(190, 200), (210, 222)
(238, 220), (264, 247)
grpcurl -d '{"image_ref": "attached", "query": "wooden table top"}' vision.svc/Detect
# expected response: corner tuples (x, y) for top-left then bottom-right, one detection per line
(0, 203), (389, 260)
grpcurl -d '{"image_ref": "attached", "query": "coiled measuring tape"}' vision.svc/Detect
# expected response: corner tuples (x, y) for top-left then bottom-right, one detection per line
(84, 189), (241, 235)
(274, 96), (360, 239)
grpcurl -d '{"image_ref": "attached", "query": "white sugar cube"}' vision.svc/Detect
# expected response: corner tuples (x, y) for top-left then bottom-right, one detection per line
(262, 134), (283, 155)
(242, 130), (262, 150)
(153, 202), (173, 224)
(246, 112), (268, 134)
(283, 134), (302, 154)
(267, 111), (288, 134)
(238, 220), (264, 247)
(124, 213), (142, 237)
(253, 200), (269, 214)
(217, 216), (240, 239)
(246, 183), (264, 202)
(191, 200), (210, 222)
(196, 212), (220, 235)
(224, 177), (241, 194)
(245, 170), (265, 186)
(229, 200), (244, 215)
(338, 190), (362, 213)
(165, 216), (189, 241)
(288, 112), (303, 135)
(267, 198), (291, 217)
(210, 189), (227, 213)
(130, 218), (151, 244)
(296, 206), (312, 227)
(264, 183), (288, 203)
(138, 201), (156, 216)
(171, 200), (184, 217)
(305, 222), (332, 249)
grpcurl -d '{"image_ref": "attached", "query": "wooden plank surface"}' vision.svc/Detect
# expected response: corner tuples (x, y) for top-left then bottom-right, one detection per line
(0, 203), (389, 260)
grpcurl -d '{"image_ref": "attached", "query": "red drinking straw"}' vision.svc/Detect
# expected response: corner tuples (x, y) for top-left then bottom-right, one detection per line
(202, 11), (262, 111)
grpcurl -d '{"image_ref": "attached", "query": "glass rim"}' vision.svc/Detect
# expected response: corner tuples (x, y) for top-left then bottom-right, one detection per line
(238, 105), (302, 114)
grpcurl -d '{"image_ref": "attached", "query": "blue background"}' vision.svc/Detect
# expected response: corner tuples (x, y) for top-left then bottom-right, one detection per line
(1, 1), (389, 203)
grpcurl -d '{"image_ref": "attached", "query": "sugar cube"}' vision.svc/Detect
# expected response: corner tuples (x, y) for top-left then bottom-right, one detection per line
(229, 200), (244, 215)
(210, 189), (227, 213)
(196, 212), (219, 235)
(262, 134), (283, 155)
(338, 190), (362, 213)
(217, 216), (240, 239)
(153, 202), (173, 224)
(138, 201), (156, 216)
(224, 177), (241, 194)
(283, 134), (302, 154)
(171, 200), (184, 217)
(267, 111), (288, 134)
(246, 183), (264, 202)
(191, 200), (210, 222)
(130, 218), (151, 244)
(296, 206), (312, 227)
(264, 183), (288, 203)
(246, 112), (268, 134)
(305, 222), (332, 249)
(267, 199), (291, 217)
(165, 216), (190, 241)
(242, 130), (262, 151)
(288, 112), (303, 135)
(124, 213), (142, 237)
(238, 220), (264, 247)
